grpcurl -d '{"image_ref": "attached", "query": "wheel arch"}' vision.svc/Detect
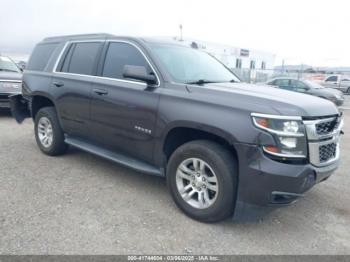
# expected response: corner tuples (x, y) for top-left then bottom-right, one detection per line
(30, 93), (57, 120)
(157, 122), (239, 169)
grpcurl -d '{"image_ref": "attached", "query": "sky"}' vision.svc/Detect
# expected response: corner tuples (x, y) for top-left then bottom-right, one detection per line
(0, 0), (349, 67)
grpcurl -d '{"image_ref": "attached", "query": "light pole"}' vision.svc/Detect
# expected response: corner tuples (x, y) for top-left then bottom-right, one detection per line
(179, 24), (183, 41)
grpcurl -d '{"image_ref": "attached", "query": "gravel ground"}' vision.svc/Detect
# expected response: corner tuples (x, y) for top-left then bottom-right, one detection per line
(0, 97), (349, 255)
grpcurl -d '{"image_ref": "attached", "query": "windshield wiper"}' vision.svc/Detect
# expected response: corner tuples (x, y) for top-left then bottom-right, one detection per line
(185, 79), (217, 85)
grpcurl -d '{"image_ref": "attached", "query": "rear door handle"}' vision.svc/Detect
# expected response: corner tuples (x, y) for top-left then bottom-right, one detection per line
(93, 88), (108, 95)
(53, 81), (64, 87)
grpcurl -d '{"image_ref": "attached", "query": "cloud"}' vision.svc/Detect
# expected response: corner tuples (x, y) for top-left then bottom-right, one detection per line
(1, 0), (349, 66)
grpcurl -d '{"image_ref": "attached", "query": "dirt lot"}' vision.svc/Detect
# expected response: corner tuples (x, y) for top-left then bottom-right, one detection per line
(0, 98), (349, 255)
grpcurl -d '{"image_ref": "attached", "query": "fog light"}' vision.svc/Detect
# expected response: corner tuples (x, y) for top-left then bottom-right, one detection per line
(279, 137), (297, 148)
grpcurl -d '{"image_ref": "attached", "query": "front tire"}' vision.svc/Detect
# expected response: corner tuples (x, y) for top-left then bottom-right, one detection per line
(167, 140), (238, 222)
(34, 107), (68, 156)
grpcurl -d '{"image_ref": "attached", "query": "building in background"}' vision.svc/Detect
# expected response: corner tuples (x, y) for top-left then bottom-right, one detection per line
(175, 37), (276, 82)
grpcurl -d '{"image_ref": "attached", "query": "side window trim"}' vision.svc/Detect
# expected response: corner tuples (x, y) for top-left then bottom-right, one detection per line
(57, 43), (75, 72)
(53, 40), (161, 87)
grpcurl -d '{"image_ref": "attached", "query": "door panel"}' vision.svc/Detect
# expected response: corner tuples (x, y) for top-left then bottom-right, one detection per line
(51, 74), (92, 138)
(90, 78), (159, 163)
(51, 41), (104, 138)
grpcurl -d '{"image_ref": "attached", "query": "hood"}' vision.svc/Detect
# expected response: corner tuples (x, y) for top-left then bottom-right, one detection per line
(187, 82), (339, 117)
(0, 71), (22, 81)
(313, 87), (343, 97)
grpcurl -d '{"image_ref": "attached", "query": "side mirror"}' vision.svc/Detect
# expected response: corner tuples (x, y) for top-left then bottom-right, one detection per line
(123, 65), (157, 85)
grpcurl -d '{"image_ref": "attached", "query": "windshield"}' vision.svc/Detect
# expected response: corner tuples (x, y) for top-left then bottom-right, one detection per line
(149, 44), (240, 84)
(0, 56), (20, 73)
(303, 80), (324, 89)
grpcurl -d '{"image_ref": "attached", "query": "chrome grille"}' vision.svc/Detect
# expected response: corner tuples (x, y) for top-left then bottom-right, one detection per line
(316, 118), (339, 135)
(304, 115), (343, 167)
(319, 143), (337, 163)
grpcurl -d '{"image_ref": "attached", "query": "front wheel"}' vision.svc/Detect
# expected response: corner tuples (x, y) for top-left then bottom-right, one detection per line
(167, 140), (238, 222)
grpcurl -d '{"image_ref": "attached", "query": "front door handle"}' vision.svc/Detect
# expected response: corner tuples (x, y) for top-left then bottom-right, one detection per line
(53, 81), (64, 87)
(93, 88), (108, 95)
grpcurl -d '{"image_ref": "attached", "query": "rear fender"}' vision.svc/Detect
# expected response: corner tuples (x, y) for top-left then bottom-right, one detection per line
(9, 94), (31, 124)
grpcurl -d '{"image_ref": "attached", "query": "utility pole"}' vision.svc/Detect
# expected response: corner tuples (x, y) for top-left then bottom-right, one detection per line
(179, 24), (183, 41)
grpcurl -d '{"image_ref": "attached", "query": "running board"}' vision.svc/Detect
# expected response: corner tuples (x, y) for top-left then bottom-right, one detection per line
(65, 137), (163, 177)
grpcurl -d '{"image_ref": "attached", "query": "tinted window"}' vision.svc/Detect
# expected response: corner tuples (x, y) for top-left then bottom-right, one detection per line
(102, 42), (150, 79)
(61, 42), (101, 75)
(60, 44), (74, 72)
(274, 79), (294, 90)
(27, 43), (58, 71)
(326, 76), (338, 82)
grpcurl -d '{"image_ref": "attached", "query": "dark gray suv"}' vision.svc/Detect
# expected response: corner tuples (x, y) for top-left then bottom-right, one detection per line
(11, 34), (343, 222)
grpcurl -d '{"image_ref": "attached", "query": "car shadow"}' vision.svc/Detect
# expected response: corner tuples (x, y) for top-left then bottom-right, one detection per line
(63, 146), (277, 225)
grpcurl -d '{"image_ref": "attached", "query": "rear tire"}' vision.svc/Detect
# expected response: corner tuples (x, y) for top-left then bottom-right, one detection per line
(167, 140), (238, 223)
(34, 107), (68, 156)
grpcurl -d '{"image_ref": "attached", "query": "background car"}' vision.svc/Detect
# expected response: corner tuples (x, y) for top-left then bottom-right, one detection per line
(320, 75), (350, 94)
(266, 77), (344, 106)
(0, 56), (22, 110)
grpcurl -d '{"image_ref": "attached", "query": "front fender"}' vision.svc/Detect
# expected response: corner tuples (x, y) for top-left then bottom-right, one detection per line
(160, 120), (238, 145)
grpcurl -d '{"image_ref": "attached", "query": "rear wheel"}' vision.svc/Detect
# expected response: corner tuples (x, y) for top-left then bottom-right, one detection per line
(347, 87), (350, 94)
(34, 107), (68, 156)
(167, 140), (238, 222)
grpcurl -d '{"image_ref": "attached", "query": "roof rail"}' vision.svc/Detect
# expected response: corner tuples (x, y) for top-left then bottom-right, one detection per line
(43, 33), (114, 42)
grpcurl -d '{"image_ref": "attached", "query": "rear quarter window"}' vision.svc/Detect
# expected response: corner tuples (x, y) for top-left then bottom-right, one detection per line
(26, 43), (58, 71)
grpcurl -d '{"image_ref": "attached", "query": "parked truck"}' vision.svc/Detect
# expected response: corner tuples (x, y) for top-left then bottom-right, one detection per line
(0, 56), (22, 109)
(10, 34), (344, 222)
(321, 75), (350, 93)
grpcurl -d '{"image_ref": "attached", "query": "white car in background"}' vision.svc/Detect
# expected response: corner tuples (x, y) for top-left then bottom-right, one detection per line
(321, 75), (350, 94)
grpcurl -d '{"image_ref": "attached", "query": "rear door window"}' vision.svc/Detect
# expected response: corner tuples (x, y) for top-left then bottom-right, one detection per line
(275, 79), (293, 90)
(60, 42), (102, 75)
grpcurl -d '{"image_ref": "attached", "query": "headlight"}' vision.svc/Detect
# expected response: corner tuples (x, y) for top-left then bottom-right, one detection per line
(251, 113), (307, 158)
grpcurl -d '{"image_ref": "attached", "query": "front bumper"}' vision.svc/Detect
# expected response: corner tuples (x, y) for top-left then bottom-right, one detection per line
(234, 143), (339, 208)
(0, 92), (20, 109)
